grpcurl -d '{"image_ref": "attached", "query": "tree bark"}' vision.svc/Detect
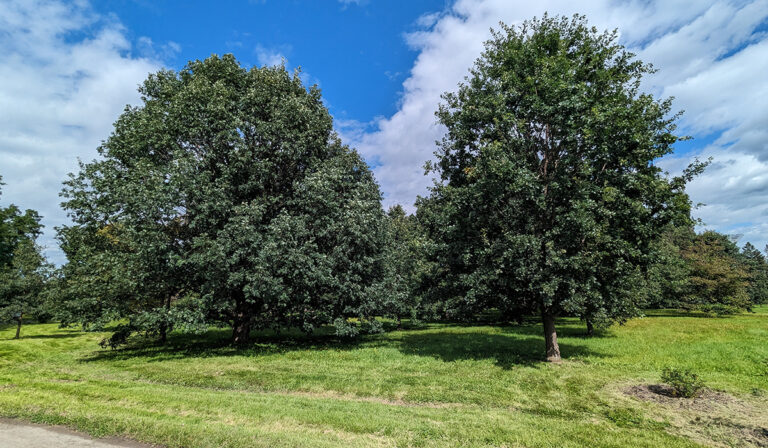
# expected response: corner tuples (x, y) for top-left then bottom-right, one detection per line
(541, 310), (561, 362)
(232, 315), (251, 345)
(14, 313), (23, 339)
(586, 319), (594, 337)
(232, 291), (251, 345)
(159, 324), (167, 345)
(158, 293), (172, 345)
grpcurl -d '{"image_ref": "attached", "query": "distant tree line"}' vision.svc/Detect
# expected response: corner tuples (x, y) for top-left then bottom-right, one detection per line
(646, 226), (768, 314)
(2, 15), (767, 361)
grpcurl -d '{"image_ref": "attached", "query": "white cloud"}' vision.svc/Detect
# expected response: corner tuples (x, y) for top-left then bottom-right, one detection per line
(346, 0), (768, 251)
(659, 147), (768, 250)
(2, 0), (767, 265)
(255, 44), (287, 67)
(0, 0), (160, 264)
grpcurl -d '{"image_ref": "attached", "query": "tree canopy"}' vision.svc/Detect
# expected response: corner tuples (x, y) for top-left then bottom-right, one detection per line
(0, 175), (49, 339)
(59, 55), (389, 345)
(418, 14), (703, 361)
(0, 175), (42, 269)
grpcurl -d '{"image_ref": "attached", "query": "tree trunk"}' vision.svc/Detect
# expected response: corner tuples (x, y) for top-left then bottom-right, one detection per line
(232, 290), (251, 345)
(586, 319), (594, 337)
(159, 324), (167, 345)
(232, 316), (251, 345)
(14, 313), (23, 339)
(541, 310), (561, 362)
(158, 294), (172, 345)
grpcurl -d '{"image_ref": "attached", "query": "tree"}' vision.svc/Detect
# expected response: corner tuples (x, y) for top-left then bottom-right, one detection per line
(741, 242), (768, 305)
(0, 176), (48, 339)
(681, 231), (751, 313)
(644, 224), (694, 309)
(1, 175), (42, 269)
(0, 240), (51, 338)
(60, 54), (389, 345)
(381, 205), (430, 326)
(419, 15), (702, 362)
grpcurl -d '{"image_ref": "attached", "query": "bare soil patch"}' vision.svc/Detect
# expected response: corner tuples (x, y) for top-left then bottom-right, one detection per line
(626, 384), (738, 410)
(624, 385), (768, 447)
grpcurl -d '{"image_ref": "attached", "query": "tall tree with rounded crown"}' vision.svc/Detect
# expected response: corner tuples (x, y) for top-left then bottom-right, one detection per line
(60, 55), (389, 344)
(420, 15), (704, 361)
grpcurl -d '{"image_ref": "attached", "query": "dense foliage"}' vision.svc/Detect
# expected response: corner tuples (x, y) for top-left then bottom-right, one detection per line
(682, 231), (751, 313)
(58, 55), (389, 344)
(380, 205), (431, 325)
(0, 176), (42, 269)
(646, 226), (766, 314)
(740, 242), (768, 305)
(0, 175), (50, 338)
(5, 15), (764, 359)
(418, 15), (702, 361)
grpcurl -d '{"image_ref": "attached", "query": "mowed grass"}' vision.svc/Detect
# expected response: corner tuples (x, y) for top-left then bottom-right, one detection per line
(1, 308), (766, 447)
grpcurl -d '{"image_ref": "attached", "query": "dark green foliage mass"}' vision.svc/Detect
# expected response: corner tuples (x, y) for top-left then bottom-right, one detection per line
(380, 205), (431, 325)
(419, 15), (701, 361)
(643, 227), (764, 314)
(644, 224), (694, 309)
(680, 231), (751, 314)
(59, 55), (389, 344)
(0, 175), (50, 339)
(740, 242), (768, 305)
(0, 176), (42, 269)
(0, 240), (52, 339)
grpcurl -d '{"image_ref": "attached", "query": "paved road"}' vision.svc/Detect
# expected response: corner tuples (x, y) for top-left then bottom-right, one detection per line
(0, 419), (154, 447)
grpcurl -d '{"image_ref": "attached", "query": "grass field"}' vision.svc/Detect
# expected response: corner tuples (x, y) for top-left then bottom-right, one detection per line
(1, 308), (767, 447)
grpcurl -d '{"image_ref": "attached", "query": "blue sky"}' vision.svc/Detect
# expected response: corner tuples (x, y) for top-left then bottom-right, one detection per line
(90, 0), (447, 124)
(1, 0), (767, 264)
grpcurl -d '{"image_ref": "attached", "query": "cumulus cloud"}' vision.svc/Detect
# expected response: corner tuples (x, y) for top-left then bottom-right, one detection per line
(345, 0), (768, 251)
(658, 146), (768, 250)
(0, 0), (160, 263)
(255, 44), (287, 67)
(2, 0), (767, 263)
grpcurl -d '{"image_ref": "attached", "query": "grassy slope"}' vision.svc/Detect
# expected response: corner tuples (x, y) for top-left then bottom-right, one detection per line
(0, 308), (766, 447)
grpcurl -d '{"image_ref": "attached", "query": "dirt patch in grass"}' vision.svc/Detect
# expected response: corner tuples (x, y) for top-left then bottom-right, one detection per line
(624, 384), (768, 447)
(625, 384), (738, 410)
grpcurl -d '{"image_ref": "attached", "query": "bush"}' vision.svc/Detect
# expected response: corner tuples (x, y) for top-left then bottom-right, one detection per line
(661, 367), (705, 398)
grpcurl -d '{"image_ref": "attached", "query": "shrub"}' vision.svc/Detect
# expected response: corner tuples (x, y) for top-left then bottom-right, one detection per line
(661, 367), (705, 398)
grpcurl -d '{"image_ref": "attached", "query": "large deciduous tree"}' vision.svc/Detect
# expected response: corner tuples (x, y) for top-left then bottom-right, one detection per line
(60, 55), (389, 344)
(419, 15), (702, 361)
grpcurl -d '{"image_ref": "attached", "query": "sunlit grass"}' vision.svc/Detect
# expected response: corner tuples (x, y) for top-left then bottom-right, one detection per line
(1, 307), (766, 447)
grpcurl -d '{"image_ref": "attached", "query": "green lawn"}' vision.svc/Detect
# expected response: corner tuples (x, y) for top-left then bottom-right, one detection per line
(1, 308), (766, 447)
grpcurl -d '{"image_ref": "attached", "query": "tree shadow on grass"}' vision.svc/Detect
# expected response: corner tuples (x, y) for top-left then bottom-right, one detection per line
(18, 332), (83, 340)
(397, 326), (603, 369)
(507, 321), (620, 340)
(81, 319), (606, 368)
(643, 309), (735, 318)
(80, 326), (389, 363)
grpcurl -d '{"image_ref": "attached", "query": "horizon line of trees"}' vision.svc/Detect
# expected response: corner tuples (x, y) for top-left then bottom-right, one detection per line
(2, 15), (767, 361)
